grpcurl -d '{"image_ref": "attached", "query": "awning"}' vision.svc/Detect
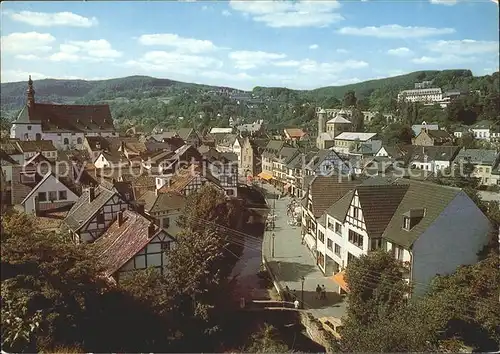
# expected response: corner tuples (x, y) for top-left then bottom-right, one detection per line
(333, 271), (349, 293)
(304, 233), (316, 251)
(284, 184), (292, 190)
(257, 172), (273, 180)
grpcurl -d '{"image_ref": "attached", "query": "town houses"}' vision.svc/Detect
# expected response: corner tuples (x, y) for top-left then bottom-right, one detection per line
(0, 76), (498, 325)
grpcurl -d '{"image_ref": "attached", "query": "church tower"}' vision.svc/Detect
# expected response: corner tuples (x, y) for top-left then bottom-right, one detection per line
(27, 75), (35, 107)
(317, 108), (326, 136)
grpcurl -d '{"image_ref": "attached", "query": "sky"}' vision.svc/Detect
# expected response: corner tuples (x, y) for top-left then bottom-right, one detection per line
(1, 0), (499, 90)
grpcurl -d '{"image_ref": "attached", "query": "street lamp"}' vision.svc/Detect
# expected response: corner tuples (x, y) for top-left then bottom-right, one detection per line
(300, 276), (305, 309)
(272, 233), (276, 258)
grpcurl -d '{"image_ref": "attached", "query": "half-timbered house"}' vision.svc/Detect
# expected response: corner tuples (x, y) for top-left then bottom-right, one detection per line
(93, 209), (175, 281)
(139, 190), (186, 237)
(157, 163), (224, 196)
(64, 183), (134, 243)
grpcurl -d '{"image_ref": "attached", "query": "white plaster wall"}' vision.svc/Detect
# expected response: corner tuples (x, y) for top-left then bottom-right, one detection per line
(24, 175), (78, 213)
(1, 165), (13, 182)
(376, 148), (389, 157)
(94, 154), (110, 168)
(43, 132), (85, 150)
(324, 216), (345, 267)
(317, 223), (327, 273)
(11, 123), (42, 140)
(411, 191), (491, 297)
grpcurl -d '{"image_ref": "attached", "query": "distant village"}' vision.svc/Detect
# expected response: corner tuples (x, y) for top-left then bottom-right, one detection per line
(0, 76), (498, 301)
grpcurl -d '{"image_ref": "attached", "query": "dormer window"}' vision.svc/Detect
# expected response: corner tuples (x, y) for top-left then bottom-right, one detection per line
(403, 208), (426, 231)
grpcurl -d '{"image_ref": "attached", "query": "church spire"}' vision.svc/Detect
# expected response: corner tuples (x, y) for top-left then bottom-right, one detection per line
(27, 75), (35, 107)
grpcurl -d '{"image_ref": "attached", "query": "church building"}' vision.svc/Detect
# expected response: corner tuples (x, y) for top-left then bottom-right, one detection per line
(10, 76), (118, 150)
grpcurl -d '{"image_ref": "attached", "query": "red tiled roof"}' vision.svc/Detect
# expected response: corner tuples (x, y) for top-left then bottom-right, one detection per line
(25, 103), (115, 133)
(284, 128), (307, 138)
(93, 210), (163, 277)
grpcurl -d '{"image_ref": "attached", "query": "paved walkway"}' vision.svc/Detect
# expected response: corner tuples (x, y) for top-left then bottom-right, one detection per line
(261, 183), (347, 320)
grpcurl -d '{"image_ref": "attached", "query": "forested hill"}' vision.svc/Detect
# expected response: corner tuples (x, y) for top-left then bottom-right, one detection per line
(1, 69), (498, 132)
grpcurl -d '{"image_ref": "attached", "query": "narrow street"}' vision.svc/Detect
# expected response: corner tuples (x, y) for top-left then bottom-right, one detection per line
(260, 183), (348, 320)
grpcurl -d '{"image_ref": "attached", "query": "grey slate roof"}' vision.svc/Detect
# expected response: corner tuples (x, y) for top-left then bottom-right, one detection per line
(140, 190), (186, 214)
(453, 148), (499, 166)
(382, 179), (463, 248)
(64, 185), (117, 231)
(410, 146), (462, 163)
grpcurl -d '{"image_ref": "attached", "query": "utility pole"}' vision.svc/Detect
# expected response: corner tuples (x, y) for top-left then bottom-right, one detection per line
(272, 233), (276, 258)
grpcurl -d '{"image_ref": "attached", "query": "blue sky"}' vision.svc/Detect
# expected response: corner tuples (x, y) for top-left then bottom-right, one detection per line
(1, 0), (498, 90)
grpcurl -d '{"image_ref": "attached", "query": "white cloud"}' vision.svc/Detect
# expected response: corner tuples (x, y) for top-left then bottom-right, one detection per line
(201, 71), (253, 81)
(123, 51), (223, 75)
(273, 60), (302, 67)
(7, 10), (98, 27)
(229, 0), (343, 28)
(336, 48), (349, 54)
(411, 54), (476, 65)
(337, 24), (455, 38)
(137, 33), (218, 53)
(202, 5), (209, 10)
(296, 59), (368, 75)
(387, 47), (414, 56)
(229, 50), (287, 69)
(426, 39), (499, 55)
(429, 0), (458, 5)
(15, 54), (40, 60)
(309, 44), (319, 50)
(1, 32), (55, 54)
(49, 40), (122, 62)
(222, 10), (232, 16)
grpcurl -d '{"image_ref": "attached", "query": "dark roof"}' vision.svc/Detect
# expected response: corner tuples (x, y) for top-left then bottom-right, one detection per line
(0, 150), (18, 165)
(382, 179), (463, 248)
(427, 129), (453, 140)
(356, 184), (409, 238)
(16, 103), (115, 133)
(140, 191), (186, 214)
(177, 128), (197, 141)
(276, 147), (300, 164)
(410, 146), (461, 163)
(93, 210), (170, 277)
(308, 175), (363, 218)
(324, 190), (354, 223)
(454, 148), (498, 166)
(64, 185), (118, 231)
(262, 140), (285, 157)
(85, 136), (110, 151)
(158, 164), (221, 194)
(0, 141), (22, 155)
(16, 140), (56, 152)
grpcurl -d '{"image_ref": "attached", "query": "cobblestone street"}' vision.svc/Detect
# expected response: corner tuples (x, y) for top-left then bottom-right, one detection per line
(261, 183), (347, 319)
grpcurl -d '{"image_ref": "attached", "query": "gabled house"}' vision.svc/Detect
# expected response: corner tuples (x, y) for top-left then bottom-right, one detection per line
(241, 137), (268, 178)
(21, 172), (80, 214)
(284, 128), (307, 143)
(409, 146), (462, 173)
(301, 175), (363, 253)
(453, 148), (500, 186)
(261, 140), (286, 177)
(333, 132), (378, 155)
(16, 140), (58, 161)
(93, 151), (130, 169)
(318, 180), (491, 297)
(375, 145), (411, 160)
(200, 148), (239, 197)
(411, 122), (439, 136)
(64, 184), (134, 243)
(177, 128), (201, 148)
(157, 163), (224, 196)
(412, 128), (454, 146)
(83, 136), (110, 160)
(139, 190), (186, 237)
(93, 209), (175, 281)
(272, 146), (300, 192)
(0, 140), (24, 164)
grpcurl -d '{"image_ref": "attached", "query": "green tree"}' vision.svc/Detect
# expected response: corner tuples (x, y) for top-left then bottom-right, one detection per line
(244, 323), (290, 353)
(342, 90), (357, 108)
(351, 108), (365, 132)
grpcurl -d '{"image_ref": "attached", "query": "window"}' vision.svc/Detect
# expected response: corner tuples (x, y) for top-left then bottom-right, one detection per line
(335, 222), (342, 235)
(347, 252), (356, 264)
(327, 239), (333, 251)
(353, 206), (360, 219)
(27, 126), (32, 130)
(348, 229), (363, 248)
(393, 246), (404, 261)
(226, 189), (234, 196)
(48, 191), (57, 201)
(77, 137), (82, 144)
(318, 230), (325, 243)
(334, 244), (341, 256)
(96, 211), (105, 224)
(403, 216), (411, 230)
(161, 242), (171, 252)
(370, 238), (384, 251)
(35, 133), (41, 141)
(59, 190), (67, 200)
(63, 138), (69, 145)
(327, 219), (335, 230)
(162, 217), (170, 228)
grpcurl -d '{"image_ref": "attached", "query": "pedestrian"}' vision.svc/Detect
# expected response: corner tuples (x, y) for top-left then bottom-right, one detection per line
(321, 285), (327, 300)
(294, 299), (300, 309)
(316, 284), (321, 299)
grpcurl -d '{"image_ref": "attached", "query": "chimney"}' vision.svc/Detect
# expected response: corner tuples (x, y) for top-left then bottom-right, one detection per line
(89, 187), (95, 202)
(148, 222), (156, 237)
(118, 210), (124, 226)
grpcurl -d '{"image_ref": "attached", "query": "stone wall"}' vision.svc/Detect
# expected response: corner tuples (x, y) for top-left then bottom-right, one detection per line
(299, 311), (339, 353)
